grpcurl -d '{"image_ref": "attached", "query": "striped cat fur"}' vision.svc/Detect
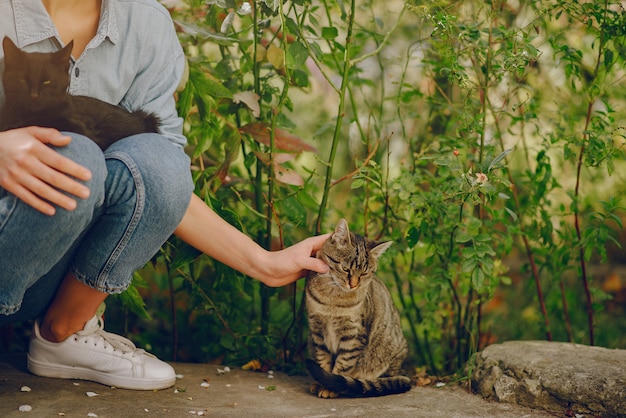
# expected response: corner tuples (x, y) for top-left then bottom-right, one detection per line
(305, 219), (412, 398)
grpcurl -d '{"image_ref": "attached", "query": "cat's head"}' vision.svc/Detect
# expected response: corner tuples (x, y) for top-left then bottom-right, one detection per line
(320, 218), (392, 290)
(2, 36), (73, 110)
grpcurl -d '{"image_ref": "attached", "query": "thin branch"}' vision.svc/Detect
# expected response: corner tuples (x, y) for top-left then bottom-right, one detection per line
(330, 140), (380, 187)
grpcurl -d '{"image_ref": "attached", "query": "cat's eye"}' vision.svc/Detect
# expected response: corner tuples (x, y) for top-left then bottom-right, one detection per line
(18, 79), (27, 84)
(42, 80), (52, 85)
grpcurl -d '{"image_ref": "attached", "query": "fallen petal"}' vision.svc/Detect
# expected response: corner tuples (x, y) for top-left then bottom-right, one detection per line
(242, 359), (262, 371)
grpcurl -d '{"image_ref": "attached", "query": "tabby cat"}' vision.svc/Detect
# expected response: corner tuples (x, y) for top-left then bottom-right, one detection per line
(305, 219), (412, 398)
(0, 36), (159, 150)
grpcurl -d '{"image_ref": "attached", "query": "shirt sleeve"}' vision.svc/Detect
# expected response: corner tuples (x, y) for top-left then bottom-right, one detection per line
(119, 14), (187, 148)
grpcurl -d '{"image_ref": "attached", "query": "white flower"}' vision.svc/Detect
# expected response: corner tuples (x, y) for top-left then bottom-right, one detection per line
(475, 172), (488, 184)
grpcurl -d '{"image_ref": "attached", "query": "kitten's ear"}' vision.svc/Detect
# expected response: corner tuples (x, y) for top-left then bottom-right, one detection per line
(54, 40), (74, 72)
(331, 218), (351, 247)
(57, 40), (74, 59)
(2, 36), (21, 59)
(370, 241), (392, 259)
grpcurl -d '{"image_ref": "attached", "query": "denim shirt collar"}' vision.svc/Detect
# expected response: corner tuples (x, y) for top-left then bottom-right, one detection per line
(12, 0), (119, 51)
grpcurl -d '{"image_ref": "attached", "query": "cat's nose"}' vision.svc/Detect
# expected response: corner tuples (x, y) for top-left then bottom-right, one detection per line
(30, 93), (39, 100)
(349, 277), (359, 289)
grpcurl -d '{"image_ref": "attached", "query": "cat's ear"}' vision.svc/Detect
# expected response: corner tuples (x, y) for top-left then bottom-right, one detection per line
(370, 241), (392, 259)
(53, 40), (74, 72)
(331, 218), (352, 247)
(2, 36), (21, 60)
(57, 40), (74, 60)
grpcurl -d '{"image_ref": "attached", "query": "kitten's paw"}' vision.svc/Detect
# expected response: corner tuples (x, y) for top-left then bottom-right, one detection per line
(310, 383), (339, 399)
(309, 382), (321, 395)
(318, 388), (339, 399)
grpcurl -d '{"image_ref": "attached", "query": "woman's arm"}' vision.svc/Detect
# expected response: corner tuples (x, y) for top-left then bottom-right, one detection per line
(174, 194), (329, 287)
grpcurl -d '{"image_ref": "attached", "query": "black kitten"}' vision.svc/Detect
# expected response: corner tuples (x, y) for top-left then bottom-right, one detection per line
(0, 36), (159, 150)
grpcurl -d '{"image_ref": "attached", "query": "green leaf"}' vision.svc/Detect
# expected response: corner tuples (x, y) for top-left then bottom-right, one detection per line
(171, 242), (202, 271)
(351, 179), (364, 189)
(321, 26), (338, 40)
(290, 69), (310, 88)
(276, 196), (307, 226)
(488, 148), (513, 172)
(308, 41), (323, 60)
(190, 67), (233, 99)
(455, 231), (473, 243)
(472, 267), (485, 290)
(286, 41), (309, 69)
(177, 80), (194, 119)
(263, 0), (279, 12)
(285, 17), (300, 36)
(504, 207), (518, 222)
(604, 48), (614, 70)
(174, 21), (236, 45)
(406, 225), (421, 248)
(118, 278), (151, 320)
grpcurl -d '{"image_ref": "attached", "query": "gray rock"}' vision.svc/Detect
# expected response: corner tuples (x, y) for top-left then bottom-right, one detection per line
(471, 341), (626, 417)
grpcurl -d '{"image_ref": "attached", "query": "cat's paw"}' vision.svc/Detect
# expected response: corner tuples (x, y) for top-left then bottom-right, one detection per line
(310, 383), (339, 399)
(309, 382), (320, 395)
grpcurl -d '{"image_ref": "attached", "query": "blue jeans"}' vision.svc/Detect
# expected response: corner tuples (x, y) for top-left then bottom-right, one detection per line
(0, 133), (193, 324)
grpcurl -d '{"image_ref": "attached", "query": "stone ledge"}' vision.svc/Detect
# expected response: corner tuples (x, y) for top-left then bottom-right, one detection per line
(1, 353), (554, 417)
(471, 341), (626, 417)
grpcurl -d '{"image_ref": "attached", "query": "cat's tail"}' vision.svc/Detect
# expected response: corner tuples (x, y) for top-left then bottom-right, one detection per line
(134, 110), (161, 133)
(306, 359), (412, 397)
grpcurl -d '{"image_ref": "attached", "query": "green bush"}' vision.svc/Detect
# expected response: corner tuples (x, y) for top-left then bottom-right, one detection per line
(105, 0), (626, 376)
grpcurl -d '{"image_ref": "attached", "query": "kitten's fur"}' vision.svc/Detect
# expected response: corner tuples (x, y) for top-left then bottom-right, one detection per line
(305, 219), (411, 398)
(0, 37), (159, 150)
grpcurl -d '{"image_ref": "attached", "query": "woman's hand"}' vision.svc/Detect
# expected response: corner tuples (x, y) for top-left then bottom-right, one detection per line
(0, 127), (92, 215)
(258, 234), (331, 287)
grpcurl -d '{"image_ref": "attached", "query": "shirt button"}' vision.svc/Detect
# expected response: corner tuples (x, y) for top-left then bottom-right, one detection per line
(75, 67), (80, 77)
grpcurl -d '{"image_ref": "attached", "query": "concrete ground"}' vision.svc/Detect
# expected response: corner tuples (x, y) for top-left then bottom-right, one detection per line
(0, 354), (554, 418)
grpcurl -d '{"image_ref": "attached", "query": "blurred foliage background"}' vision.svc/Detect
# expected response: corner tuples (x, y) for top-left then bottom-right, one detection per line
(4, 0), (626, 378)
(115, 0), (626, 376)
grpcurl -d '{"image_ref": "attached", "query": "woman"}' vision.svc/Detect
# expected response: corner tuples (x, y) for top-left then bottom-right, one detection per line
(0, 0), (328, 390)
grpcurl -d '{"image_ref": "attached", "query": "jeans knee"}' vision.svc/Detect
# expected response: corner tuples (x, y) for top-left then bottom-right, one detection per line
(105, 134), (193, 229)
(57, 133), (107, 212)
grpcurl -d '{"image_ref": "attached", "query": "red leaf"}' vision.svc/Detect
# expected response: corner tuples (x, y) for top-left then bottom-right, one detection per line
(240, 122), (317, 153)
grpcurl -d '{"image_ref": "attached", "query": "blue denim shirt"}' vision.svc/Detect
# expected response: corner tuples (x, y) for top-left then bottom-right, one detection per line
(0, 0), (187, 147)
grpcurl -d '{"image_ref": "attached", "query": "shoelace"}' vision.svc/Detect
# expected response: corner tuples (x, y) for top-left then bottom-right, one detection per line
(74, 317), (147, 356)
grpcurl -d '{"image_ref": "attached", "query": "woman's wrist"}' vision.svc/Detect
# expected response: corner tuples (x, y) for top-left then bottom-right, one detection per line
(243, 245), (273, 284)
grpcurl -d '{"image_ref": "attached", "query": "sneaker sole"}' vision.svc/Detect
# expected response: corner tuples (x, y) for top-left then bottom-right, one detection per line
(27, 354), (176, 391)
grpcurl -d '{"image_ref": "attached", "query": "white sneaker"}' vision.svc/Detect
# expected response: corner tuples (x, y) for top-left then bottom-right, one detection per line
(27, 315), (176, 390)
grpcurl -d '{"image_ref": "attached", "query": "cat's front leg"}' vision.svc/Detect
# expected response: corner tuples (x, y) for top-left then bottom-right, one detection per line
(307, 344), (338, 398)
(308, 316), (334, 373)
(330, 322), (366, 376)
(311, 344), (334, 373)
